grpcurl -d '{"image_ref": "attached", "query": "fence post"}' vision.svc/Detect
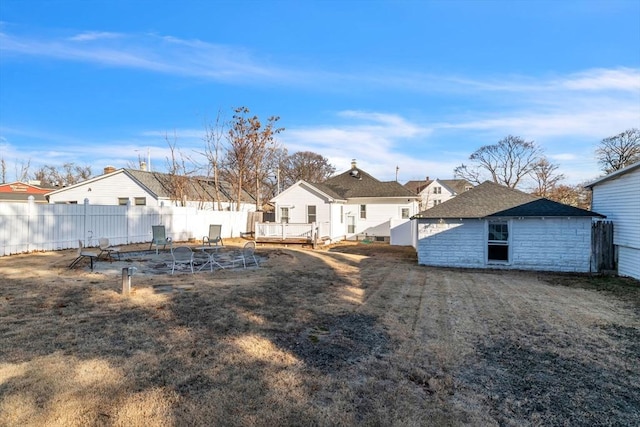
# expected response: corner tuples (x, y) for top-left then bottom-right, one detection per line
(27, 196), (35, 253)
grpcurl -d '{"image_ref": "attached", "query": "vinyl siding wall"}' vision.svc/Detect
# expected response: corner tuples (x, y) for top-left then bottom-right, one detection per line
(417, 217), (592, 272)
(48, 174), (156, 206)
(591, 168), (640, 280)
(274, 184), (331, 224)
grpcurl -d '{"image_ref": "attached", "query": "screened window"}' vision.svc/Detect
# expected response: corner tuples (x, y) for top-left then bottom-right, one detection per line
(488, 221), (509, 262)
(307, 205), (316, 223)
(134, 197), (146, 206)
(118, 197), (129, 206)
(360, 204), (367, 219)
(280, 207), (289, 224)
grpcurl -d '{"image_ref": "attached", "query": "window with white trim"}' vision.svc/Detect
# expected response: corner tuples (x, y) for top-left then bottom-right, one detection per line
(307, 205), (316, 223)
(118, 197), (128, 206)
(433, 186), (441, 194)
(488, 221), (509, 262)
(400, 207), (410, 219)
(134, 197), (146, 206)
(280, 207), (289, 224)
(360, 204), (366, 219)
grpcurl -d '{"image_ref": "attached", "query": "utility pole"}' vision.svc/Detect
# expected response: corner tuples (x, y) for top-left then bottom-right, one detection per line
(395, 166), (399, 182)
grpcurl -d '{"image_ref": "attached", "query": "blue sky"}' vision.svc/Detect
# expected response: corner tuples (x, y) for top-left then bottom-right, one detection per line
(1, 0), (639, 187)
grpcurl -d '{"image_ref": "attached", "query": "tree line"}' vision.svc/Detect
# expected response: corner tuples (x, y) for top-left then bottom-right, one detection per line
(1, 107), (638, 211)
(454, 128), (640, 209)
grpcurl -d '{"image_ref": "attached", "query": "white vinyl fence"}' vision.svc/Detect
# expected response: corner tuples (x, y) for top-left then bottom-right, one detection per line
(0, 199), (250, 256)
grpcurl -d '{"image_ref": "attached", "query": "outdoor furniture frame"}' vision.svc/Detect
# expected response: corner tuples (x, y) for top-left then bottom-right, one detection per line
(196, 246), (225, 272)
(150, 225), (173, 254)
(203, 224), (224, 247)
(98, 237), (121, 261)
(171, 246), (194, 274)
(69, 240), (99, 271)
(231, 241), (259, 269)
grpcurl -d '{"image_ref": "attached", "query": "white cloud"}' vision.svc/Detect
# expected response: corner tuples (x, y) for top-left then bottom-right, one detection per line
(68, 31), (123, 42)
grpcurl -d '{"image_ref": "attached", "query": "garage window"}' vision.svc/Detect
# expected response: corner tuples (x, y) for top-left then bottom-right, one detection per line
(488, 221), (509, 262)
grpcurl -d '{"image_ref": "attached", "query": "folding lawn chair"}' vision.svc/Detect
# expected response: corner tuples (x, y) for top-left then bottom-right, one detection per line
(203, 224), (224, 247)
(150, 225), (173, 254)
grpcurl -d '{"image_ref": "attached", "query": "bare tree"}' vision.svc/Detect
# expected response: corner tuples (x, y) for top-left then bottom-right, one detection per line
(33, 163), (91, 187)
(546, 183), (592, 210)
(280, 151), (336, 188)
(454, 135), (543, 188)
(531, 157), (565, 197)
(203, 111), (227, 211)
(224, 107), (284, 211)
(164, 132), (197, 207)
(595, 128), (640, 174)
(1, 158), (6, 184)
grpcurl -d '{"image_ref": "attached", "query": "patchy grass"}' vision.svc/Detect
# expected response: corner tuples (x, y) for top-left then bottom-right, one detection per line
(0, 242), (638, 426)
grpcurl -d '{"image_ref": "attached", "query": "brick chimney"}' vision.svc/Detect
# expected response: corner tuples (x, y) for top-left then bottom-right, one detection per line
(104, 166), (116, 175)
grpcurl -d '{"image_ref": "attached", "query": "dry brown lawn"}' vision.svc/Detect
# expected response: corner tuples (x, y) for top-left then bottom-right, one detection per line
(1, 240), (639, 426)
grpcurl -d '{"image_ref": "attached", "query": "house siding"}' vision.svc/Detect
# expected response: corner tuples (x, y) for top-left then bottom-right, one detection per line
(47, 174), (156, 206)
(417, 217), (592, 272)
(274, 184), (330, 224)
(417, 219), (486, 267)
(590, 167), (640, 280)
(510, 218), (592, 272)
(347, 198), (415, 238)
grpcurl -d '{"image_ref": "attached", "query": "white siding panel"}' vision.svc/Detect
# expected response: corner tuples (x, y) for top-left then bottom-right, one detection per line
(511, 218), (592, 273)
(591, 169), (640, 249)
(48, 173), (157, 206)
(417, 219), (485, 267)
(617, 246), (640, 280)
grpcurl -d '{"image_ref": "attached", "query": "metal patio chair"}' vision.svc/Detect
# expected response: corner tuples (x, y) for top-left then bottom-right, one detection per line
(69, 240), (99, 271)
(203, 224), (224, 247)
(171, 246), (194, 274)
(230, 241), (259, 269)
(98, 237), (121, 261)
(150, 225), (173, 254)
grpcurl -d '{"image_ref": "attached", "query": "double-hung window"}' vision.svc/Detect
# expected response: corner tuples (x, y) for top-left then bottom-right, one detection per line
(307, 205), (316, 224)
(360, 204), (367, 219)
(280, 207), (290, 224)
(488, 221), (509, 262)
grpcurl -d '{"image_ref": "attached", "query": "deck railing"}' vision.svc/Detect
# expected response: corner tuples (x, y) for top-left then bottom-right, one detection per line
(255, 221), (331, 245)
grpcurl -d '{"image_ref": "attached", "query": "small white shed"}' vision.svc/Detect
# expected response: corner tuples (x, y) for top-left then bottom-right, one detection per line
(586, 162), (640, 280)
(414, 181), (604, 273)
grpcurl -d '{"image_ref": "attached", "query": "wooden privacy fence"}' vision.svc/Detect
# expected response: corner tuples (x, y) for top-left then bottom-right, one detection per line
(0, 199), (249, 256)
(591, 220), (615, 273)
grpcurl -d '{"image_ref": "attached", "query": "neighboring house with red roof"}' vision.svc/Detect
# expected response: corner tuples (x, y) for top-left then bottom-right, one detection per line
(585, 161), (640, 281)
(404, 178), (474, 211)
(413, 181), (604, 272)
(0, 181), (55, 203)
(271, 160), (419, 241)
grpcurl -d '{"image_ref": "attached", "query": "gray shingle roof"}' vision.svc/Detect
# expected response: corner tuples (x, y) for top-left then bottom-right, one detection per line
(414, 181), (603, 219)
(125, 169), (254, 203)
(317, 167), (418, 199)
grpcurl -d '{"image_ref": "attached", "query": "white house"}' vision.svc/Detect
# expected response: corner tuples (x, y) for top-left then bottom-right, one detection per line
(405, 178), (473, 211)
(270, 160), (419, 242)
(585, 161), (640, 280)
(46, 167), (256, 211)
(414, 181), (604, 273)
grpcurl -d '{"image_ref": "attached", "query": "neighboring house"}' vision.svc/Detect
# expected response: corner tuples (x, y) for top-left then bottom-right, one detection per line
(585, 161), (640, 280)
(414, 181), (604, 273)
(0, 181), (56, 203)
(405, 178), (474, 211)
(46, 167), (256, 211)
(271, 160), (419, 241)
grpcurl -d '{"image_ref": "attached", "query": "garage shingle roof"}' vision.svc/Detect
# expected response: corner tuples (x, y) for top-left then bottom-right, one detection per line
(414, 181), (603, 219)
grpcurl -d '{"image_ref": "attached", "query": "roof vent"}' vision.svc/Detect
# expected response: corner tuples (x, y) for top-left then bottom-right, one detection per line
(351, 159), (357, 169)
